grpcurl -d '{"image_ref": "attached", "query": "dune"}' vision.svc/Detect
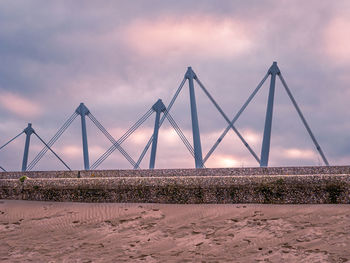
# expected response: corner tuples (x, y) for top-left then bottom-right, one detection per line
(0, 200), (349, 262)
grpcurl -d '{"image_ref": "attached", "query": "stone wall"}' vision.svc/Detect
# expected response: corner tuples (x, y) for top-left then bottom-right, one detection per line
(1, 166), (350, 204)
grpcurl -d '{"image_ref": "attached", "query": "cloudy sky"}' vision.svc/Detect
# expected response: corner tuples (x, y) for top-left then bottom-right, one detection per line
(0, 0), (349, 171)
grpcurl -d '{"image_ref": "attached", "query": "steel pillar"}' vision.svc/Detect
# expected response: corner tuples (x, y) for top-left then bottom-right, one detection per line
(260, 62), (280, 167)
(76, 103), (90, 170)
(22, 123), (34, 171)
(149, 99), (166, 169)
(185, 67), (203, 168)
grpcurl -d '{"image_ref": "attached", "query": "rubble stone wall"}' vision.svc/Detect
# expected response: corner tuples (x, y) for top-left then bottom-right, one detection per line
(1, 166), (350, 204)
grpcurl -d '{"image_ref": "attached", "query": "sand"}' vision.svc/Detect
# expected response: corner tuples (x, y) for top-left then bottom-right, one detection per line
(0, 200), (349, 262)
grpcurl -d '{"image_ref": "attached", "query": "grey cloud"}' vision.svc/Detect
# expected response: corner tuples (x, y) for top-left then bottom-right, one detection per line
(0, 0), (349, 170)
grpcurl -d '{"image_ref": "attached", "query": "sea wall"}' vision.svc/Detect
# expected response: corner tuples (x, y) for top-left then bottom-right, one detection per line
(1, 166), (350, 204)
(1, 165), (350, 179)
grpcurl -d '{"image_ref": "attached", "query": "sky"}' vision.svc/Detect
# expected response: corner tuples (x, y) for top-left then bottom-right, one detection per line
(0, 0), (350, 171)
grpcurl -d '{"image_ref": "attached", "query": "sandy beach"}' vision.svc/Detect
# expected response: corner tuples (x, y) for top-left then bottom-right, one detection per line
(0, 200), (349, 262)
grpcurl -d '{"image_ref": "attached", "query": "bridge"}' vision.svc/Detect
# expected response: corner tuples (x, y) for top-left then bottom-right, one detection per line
(0, 62), (329, 172)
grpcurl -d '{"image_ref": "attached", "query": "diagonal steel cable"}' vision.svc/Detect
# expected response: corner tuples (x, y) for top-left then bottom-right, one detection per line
(87, 113), (137, 169)
(164, 110), (195, 157)
(91, 109), (153, 169)
(134, 134), (154, 169)
(27, 112), (78, 171)
(88, 114), (137, 167)
(135, 78), (187, 168)
(197, 73), (269, 164)
(33, 132), (71, 171)
(0, 131), (24, 151)
(90, 108), (154, 169)
(278, 73), (329, 166)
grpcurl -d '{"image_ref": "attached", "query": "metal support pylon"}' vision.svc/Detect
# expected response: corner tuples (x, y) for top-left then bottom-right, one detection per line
(75, 103), (90, 170)
(149, 99), (166, 169)
(22, 123), (34, 171)
(185, 67), (204, 168)
(260, 62), (280, 167)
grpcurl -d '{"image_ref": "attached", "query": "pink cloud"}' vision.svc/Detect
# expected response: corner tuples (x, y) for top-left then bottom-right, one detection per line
(241, 129), (261, 146)
(0, 91), (42, 118)
(323, 16), (350, 63)
(123, 15), (255, 58)
(283, 148), (316, 160)
(207, 154), (239, 168)
(205, 153), (256, 168)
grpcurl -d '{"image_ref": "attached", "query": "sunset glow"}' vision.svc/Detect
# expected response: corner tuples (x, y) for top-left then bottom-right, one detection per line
(124, 16), (254, 58)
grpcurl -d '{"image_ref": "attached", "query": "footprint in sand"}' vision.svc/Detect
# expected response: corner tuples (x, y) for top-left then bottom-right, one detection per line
(0, 221), (22, 232)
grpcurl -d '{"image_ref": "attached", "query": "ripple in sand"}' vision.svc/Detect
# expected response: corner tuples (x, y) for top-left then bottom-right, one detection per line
(1, 201), (350, 262)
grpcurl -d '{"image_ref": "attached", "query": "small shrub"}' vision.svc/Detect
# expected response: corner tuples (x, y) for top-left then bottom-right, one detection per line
(19, 176), (27, 183)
